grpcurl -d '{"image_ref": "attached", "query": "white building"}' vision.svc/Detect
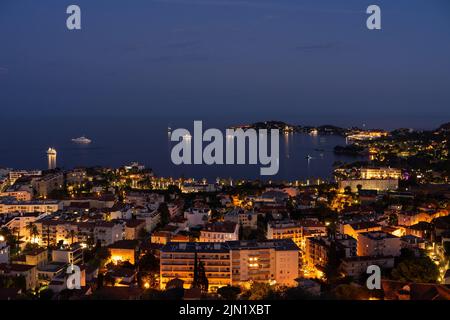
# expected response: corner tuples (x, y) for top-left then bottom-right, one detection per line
(199, 222), (239, 242)
(228, 239), (299, 287)
(8, 170), (42, 184)
(0, 236), (10, 264)
(52, 243), (83, 265)
(136, 209), (161, 232)
(357, 231), (401, 257)
(184, 207), (211, 227)
(0, 198), (61, 214)
(224, 209), (258, 230)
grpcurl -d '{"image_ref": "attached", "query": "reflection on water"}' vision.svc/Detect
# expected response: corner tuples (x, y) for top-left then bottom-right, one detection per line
(0, 117), (366, 181)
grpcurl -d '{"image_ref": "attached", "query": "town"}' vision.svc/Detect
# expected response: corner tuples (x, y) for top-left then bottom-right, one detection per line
(0, 122), (450, 300)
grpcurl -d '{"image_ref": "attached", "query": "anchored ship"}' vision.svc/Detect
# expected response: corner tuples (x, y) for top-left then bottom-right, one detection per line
(71, 136), (92, 144)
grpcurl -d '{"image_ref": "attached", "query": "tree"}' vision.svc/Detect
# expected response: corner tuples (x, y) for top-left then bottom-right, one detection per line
(191, 252), (199, 289)
(12, 226), (20, 246)
(138, 228), (149, 240)
(139, 253), (159, 273)
(388, 213), (398, 226)
(25, 222), (38, 243)
(444, 242), (450, 257)
(68, 230), (76, 245)
(246, 282), (275, 300)
(197, 260), (209, 292)
(158, 203), (170, 226)
(45, 225), (51, 248)
(391, 256), (439, 283)
(191, 252), (208, 292)
(332, 284), (371, 300)
(167, 185), (181, 195)
(323, 240), (341, 284)
(283, 286), (315, 300)
(217, 286), (241, 300)
(344, 186), (352, 195)
(39, 288), (54, 300)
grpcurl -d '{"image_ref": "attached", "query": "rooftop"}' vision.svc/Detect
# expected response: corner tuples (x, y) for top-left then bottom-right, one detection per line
(348, 221), (380, 230)
(108, 240), (139, 250)
(359, 231), (398, 240)
(202, 221), (238, 234)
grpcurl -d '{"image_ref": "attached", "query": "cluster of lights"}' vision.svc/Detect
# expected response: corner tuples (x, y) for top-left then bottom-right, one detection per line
(111, 256), (123, 264)
(248, 257), (259, 268)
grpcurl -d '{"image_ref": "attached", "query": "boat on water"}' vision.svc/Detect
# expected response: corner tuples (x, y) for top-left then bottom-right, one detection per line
(71, 136), (92, 144)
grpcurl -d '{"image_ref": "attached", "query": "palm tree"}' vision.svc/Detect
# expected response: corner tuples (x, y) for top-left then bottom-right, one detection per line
(25, 222), (35, 243)
(12, 226), (20, 242)
(69, 230), (76, 245)
(45, 225), (51, 248)
(25, 222), (39, 244)
(11, 226), (20, 252)
(30, 225), (39, 244)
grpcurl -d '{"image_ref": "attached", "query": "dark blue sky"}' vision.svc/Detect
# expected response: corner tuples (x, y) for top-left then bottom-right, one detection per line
(1, 0), (450, 125)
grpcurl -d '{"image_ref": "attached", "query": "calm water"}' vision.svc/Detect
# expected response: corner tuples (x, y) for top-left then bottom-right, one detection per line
(0, 116), (367, 182)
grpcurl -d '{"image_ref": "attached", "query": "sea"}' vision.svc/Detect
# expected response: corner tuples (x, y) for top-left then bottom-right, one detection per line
(0, 115), (445, 182)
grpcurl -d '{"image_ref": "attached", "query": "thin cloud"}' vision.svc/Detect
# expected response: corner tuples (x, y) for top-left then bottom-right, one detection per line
(148, 53), (209, 63)
(0, 66), (8, 74)
(152, 0), (363, 14)
(151, 0), (276, 9)
(165, 40), (202, 49)
(293, 42), (340, 52)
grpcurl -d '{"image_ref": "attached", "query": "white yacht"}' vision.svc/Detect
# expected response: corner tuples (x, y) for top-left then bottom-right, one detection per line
(71, 136), (92, 144)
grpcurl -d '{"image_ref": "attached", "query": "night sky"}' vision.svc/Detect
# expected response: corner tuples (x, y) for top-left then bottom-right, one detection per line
(1, 0), (450, 124)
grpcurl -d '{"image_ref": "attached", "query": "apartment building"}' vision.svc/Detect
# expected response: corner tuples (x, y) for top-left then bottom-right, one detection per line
(108, 240), (140, 265)
(0, 263), (37, 291)
(0, 239), (9, 264)
(338, 179), (398, 193)
(32, 172), (64, 198)
(3, 212), (49, 240)
(305, 234), (357, 270)
(0, 198), (61, 215)
(184, 207), (211, 227)
(0, 189), (32, 201)
(340, 255), (395, 278)
(14, 248), (48, 267)
(224, 209), (258, 230)
(228, 240), (299, 287)
(199, 221), (239, 242)
(160, 239), (300, 291)
(66, 168), (89, 185)
(125, 192), (165, 209)
(397, 210), (449, 227)
(266, 219), (327, 249)
(160, 242), (232, 291)
(8, 170), (42, 184)
(52, 243), (84, 265)
(357, 231), (401, 257)
(360, 167), (402, 180)
(135, 209), (160, 232)
(342, 221), (382, 240)
(60, 194), (116, 209)
(124, 219), (146, 240)
(34, 219), (123, 247)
